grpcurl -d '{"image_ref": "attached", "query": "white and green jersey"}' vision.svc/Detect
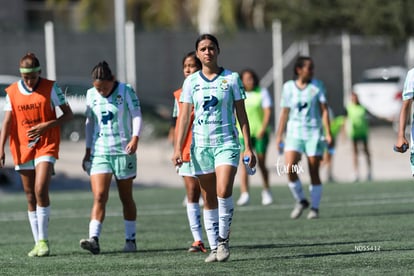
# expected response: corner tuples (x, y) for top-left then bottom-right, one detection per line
(403, 68), (414, 101)
(181, 68), (246, 147)
(281, 79), (327, 140)
(86, 82), (141, 155)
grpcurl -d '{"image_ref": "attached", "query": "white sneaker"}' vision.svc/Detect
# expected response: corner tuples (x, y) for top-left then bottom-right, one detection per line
(261, 189), (273, 206)
(290, 199), (309, 219)
(204, 249), (217, 263)
(198, 196), (204, 207)
(183, 195), (204, 207)
(237, 192), (250, 206)
(307, 208), (319, 219)
(216, 237), (230, 262)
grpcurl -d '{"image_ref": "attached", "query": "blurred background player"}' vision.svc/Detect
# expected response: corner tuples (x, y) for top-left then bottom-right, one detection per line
(80, 61), (142, 254)
(173, 34), (256, 263)
(321, 107), (345, 182)
(236, 68), (273, 206)
(0, 52), (73, 257)
(170, 51), (207, 253)
(275, 56), (332, 219)
(345, 92), (372, 182)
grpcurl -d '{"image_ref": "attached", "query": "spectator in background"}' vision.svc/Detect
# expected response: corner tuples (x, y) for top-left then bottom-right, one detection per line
(236, 69), (273, 206)
(345, 92), (372, 182)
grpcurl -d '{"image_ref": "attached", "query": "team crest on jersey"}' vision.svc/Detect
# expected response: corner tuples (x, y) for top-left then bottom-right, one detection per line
(116, 95), (123, 105)
(220, 79), (229, 90)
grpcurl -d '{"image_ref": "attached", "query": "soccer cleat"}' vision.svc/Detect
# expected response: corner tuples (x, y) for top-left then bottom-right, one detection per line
(236, 192), (250, 206)
(188, 240), (207, 253)
(80, 236), (100, 255)
(204, 249), (218, 263)
(36, 240), (50, 257)
(307, 208), (319, 219)
(216, 237), (230, 262)
(27, 243), (39, 257)
(290, 199), (310, 219)
(123, 239), (137, 253)
(261, 189), (273, 206)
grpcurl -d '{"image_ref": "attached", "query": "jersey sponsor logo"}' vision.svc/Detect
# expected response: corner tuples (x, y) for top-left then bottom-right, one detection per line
(297, 102), (308, 112)
(17, 102), (42, 111)
(193, 84), (200, 92)
(21, 118), (42, 128)
(101, 110), (114, 125)
(197, 118), (223, 125)
(203, 95), (218, 111)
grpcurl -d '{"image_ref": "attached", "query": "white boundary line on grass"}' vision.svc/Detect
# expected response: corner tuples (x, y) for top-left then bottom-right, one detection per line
(1, 195), (414, 222)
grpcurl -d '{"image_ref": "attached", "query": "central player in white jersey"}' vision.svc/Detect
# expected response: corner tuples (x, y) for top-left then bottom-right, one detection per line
(80, 61), (142, 255)
(173, 34), (256, 263)
(275, 56), (332, 220)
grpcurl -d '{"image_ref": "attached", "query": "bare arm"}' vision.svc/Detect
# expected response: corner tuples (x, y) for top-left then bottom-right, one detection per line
(235, 100), (256, 168)
(275, 107), (290, 152)
(27, 104), (74, 140)
(172, 102), (191, 166)
(258, 107), (271, 138)
(320, 103), (333, 147)
(0, 111), (12, 167)
(395, 99), (412, 152)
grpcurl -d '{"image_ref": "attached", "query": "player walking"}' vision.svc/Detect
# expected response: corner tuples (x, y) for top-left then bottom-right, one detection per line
(170, 51), (207, 252)
(79, 61), (142, 254)
(172, 34), (256, 263)
(275, 56), (332, 219)
(0, 53), (73, 257)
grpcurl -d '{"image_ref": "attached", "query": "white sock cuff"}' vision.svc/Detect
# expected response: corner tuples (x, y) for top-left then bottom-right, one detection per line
(36, 205), (50, 214)
(186, 202), (200, 210)
(28, 210), (37, 218)
(217, 196), (233, 205)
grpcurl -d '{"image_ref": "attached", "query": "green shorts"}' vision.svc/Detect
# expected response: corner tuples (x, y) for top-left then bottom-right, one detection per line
(178, 161), (196, 177)
(90, 154), (137, 180)
(285, 136), (326, 157)
(15, 155), (56, 171)
(239, 133), (269, 155)
(191, 145), (240, 175)
(351, 135), (368, 143)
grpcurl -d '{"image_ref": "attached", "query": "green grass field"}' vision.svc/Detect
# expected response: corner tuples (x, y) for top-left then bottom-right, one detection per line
(1, 180), (414, 275)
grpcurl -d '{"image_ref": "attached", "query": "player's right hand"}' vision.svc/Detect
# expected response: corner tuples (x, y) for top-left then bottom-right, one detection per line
(394, 137), (409, 153)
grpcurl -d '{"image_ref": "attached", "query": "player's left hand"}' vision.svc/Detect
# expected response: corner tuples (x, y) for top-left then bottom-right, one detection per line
(27, 122), (48, 138)
(243, 149), (256, 168)
(325, 133), (333, 148)
(125, 137), (139, 154)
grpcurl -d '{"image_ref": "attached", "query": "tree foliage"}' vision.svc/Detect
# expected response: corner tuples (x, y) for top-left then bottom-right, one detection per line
(45, 0), (414, 43)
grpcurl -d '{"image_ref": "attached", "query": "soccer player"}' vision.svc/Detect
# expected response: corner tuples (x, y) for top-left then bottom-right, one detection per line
(170, 51), (207, 252)
(275, 56), (332, 219)
(172, 34), (256, 263)
(236, 69), (273, 206)
(395, 68), (414, 164)
(345, 92), (372, 182)
(0, 52), (73, 257)
(79, 61), (142, 254)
